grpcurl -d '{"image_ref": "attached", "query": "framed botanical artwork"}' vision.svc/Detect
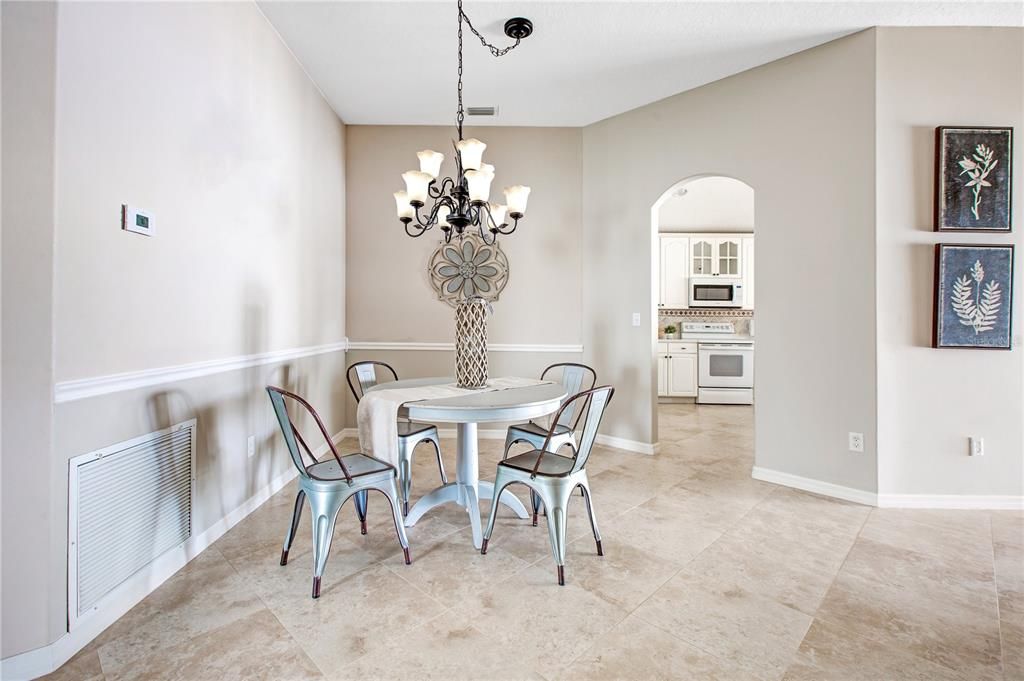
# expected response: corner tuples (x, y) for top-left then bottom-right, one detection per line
(935, 126), (1013, 232)
(933, 244), (1014, 350)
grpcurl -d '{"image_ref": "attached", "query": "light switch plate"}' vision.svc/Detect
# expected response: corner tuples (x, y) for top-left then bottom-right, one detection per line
(122, 204), (154, 236)
(632, 312), (641, 327)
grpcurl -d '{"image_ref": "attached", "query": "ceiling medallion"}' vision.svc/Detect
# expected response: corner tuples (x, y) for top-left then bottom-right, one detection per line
(428, 233), (509, 307)
(393, 0), (533, 246)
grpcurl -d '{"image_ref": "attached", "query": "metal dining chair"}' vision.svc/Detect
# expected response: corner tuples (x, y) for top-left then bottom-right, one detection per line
(502, 363), (597, 458)
(482, 385), (615, 585)
(347, 361), (448, 516)
(503, 363), (597, 519)
(267, 386), (410, 599)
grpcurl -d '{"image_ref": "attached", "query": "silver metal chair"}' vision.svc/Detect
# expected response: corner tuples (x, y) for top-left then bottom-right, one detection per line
(267, 386), (410, 599)
(347, 361), (448, 517)
(503, 363), (597, 521)
(482, 386), (614, 585)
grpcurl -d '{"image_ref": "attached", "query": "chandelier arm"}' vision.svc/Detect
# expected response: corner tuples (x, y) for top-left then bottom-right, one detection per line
(495, 215), (519, 236)
(404, 221), (430, 238)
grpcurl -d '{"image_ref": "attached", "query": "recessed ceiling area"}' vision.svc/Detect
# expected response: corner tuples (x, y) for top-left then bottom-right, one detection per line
(258, 1), (1022, 127)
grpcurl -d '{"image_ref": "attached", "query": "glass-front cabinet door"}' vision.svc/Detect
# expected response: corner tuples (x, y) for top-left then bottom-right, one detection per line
(691, 239), (713, 275)
(715, 237), (742, 277)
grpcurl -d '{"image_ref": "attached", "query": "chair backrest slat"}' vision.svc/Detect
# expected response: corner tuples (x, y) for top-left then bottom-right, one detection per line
(539, 385), (614, 475)
(570, 386), (613, 474)
(266, 386), (352, 481)
(347, 361), (400, 402)
(540, 363), (597, 430)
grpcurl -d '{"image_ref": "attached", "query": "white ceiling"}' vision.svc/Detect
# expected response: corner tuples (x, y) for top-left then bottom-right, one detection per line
(258, 1), (1023, 127)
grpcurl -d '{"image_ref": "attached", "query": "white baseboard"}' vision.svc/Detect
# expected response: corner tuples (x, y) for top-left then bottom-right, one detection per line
(0, 432), (342, 681)
(595, 434), (657, 455)
(877, 494), (1024, 510)
(339, 428), (656, 455)
(751, 466), (878, 506)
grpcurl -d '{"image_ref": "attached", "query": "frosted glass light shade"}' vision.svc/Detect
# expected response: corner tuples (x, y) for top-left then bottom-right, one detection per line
(464, 169), (494, 203)
(436, 204), (451, 227)
(480, 163), (495, 175)
(456, 138), (486, 171)
(504, 185), (531, 216)
(417, 150), (444, 179)
(394, 191), (414, 219)
(402, 170), (432, 204)
(488, 203), (507, 227)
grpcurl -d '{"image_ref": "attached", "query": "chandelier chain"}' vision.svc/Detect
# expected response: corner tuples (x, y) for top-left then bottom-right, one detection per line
(456, 0), (521, 139)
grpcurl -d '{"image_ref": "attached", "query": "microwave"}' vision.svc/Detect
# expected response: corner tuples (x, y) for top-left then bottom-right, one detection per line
(689, 277), (744, 308)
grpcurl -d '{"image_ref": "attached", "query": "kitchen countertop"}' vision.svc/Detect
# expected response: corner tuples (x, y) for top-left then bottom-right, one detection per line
(660, 334), (755, 344)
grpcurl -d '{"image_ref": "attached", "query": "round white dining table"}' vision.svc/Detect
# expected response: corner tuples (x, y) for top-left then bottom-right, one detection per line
(367, 378), (566, 548)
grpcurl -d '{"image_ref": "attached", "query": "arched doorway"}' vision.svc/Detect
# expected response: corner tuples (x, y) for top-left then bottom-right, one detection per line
(650, 175), (755, 445)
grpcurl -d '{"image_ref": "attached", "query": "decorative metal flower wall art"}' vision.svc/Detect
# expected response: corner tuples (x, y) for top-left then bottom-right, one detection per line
(428, 233), (509, 308)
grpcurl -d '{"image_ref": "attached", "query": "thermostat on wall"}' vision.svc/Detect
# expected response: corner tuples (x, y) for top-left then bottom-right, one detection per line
(122, 205), (154, 236)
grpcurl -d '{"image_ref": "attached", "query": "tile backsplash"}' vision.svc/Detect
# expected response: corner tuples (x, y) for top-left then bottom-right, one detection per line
(659, 310), (753, 337)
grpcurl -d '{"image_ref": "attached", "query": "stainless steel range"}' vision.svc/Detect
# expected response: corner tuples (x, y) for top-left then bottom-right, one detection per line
(681, 322), (754, 405)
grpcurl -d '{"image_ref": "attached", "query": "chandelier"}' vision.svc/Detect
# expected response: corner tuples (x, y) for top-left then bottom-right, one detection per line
(394, 0), (533, 245)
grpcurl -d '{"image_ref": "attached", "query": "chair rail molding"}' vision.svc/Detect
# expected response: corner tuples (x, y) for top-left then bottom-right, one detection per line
(54, 340), (350, 403)
(346, 341), (584, 353)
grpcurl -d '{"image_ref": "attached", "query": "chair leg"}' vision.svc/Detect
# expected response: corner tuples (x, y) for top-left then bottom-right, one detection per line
(398, 451), (413, 517)
(354, 490), (368, 535)
(542, 486), (571, 585)
(579, 480), (603, 556)
(380, 478), (412, 565)
(280, 489), (306, 565)
(530, 491), (542, 526)
(308, 491), (345, 599)
(427, 432), (448, 484)
(502, 430), (517, 460)
(481, 470), (512, 555)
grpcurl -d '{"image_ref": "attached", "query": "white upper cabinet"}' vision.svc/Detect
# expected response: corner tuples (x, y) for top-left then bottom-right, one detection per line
(742, 236), (755, 310)
(688, 236), (743, 277)
(690, 238), (714, 276)
(716, 237), (742, 277)
(658, 232), (754, 309)
(659, 236), (689, 308)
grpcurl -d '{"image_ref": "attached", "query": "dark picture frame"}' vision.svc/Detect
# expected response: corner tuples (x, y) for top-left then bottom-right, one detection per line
(934, 126), (1013, 232)
(933, 243), (1014, 350)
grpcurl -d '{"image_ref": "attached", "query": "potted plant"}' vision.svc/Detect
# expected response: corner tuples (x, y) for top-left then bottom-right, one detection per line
(663, 324), (677, 339)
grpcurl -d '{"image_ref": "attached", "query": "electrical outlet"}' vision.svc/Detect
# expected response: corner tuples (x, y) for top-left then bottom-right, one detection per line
(247, 435), (256, 458)
(969, 436), (984, 457)
(848, 432), (864, 453)
(632, 312), (641, 327)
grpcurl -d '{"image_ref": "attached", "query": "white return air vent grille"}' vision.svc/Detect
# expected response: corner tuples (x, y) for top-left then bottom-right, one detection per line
(68, 419), (196, 629)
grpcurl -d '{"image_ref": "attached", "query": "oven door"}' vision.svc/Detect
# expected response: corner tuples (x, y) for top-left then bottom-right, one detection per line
(689, 281), (743, 308)
(698, 344), (754, 388)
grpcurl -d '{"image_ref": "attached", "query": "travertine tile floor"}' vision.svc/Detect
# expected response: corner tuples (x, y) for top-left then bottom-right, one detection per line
(47, 404), (1022, 681)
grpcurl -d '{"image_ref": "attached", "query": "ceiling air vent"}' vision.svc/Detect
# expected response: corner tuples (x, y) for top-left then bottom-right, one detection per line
(466, 106), (498, 117)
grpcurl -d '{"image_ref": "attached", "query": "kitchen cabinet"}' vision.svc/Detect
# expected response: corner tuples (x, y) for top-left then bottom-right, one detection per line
(742, 236), (755, 310)
(656, 341), (697, 397)
(658, 236), (689, 308)
(691, 236), (743, 278)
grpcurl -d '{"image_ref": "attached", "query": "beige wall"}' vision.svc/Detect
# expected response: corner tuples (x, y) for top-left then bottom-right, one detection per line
(1, 1), (60, 659)
(3, 1), (348, 657)
(344, 125), (583, 425)
(875, 27), (1023, 498)
(345, 125), (582, 345)
(582, 31), (879, 491)
(54, 2), (346, 379)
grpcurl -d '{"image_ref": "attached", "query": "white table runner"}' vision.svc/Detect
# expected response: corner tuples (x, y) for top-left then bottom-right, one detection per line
(357, 376), (546, 466)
